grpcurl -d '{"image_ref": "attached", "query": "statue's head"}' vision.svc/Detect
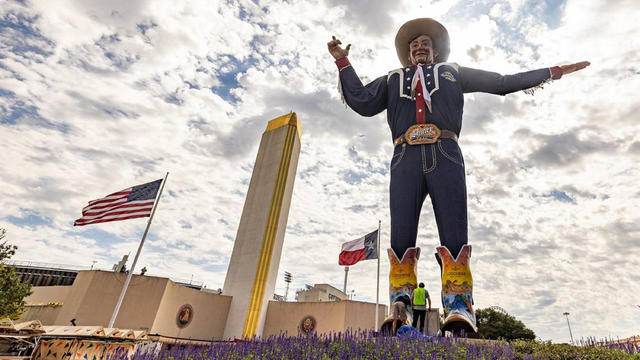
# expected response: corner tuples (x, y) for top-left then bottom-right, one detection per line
(395, 18), (450, 67)
(408, 34), (438, 65)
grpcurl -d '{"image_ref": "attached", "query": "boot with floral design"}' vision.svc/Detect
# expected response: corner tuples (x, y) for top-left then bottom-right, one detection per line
(436, 244), (478, 336)
(380, 247), (420, 333)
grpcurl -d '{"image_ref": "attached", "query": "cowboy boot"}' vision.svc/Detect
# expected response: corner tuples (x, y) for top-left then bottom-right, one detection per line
(435, 244), (478, 336)
(380, 247), (420, 332)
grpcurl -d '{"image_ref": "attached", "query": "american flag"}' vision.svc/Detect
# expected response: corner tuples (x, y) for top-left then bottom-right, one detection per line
(74, 179), (163, 226)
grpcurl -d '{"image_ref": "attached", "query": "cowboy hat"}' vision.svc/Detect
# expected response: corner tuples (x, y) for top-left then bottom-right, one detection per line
(395, 18), (450, 67)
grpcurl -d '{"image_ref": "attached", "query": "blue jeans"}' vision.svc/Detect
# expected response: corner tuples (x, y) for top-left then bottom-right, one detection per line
(389, 139), (467, 258)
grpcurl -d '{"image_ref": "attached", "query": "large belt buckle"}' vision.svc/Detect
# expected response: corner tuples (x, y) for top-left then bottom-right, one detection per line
(405, 124), (441, 145)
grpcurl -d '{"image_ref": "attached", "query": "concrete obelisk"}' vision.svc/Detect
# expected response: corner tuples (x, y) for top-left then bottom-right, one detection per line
(222, 113), (301, 339)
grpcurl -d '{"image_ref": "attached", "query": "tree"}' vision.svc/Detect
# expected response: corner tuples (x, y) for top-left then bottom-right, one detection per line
(476, 307), (536, 341)
(0, 228), (32, 320)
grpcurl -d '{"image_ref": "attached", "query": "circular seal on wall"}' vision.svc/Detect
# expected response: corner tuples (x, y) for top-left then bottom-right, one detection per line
(176, 304), (194, 328)
(298, 315), (316, 335)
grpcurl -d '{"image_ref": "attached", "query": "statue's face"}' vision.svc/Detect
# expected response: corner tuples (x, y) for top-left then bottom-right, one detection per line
(408, 34), (438, 65)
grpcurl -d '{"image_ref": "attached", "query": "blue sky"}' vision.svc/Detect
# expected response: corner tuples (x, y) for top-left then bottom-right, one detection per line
(1, 0), (639, 342)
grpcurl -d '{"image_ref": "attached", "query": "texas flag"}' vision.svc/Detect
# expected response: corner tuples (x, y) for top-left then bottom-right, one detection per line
(338, 230), (379, 266)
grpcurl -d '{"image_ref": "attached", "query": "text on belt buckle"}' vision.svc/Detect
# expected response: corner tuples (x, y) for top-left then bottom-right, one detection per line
(404, 124), (441, 145)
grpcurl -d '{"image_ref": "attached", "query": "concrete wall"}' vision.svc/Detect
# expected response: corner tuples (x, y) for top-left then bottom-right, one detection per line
(343, 301), (387, 333)
(21, 270), (392, 340)
(263, 301), (345, 337)
(43, 270), (96, 326)
(89, 271), (168, 329)
(49, 271), (169, 329)
(422, 309), (440, 336)
(20, 274), (75, 325)
(20, 305), (63, 324)
(22, 283), (73, 304)
(21, 270), (232, 340)
(152, 280), (232, 340)
(262, 300), (388, 338)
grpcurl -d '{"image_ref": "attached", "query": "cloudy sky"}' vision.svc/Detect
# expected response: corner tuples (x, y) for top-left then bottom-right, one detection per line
(1, 0), (639, 342)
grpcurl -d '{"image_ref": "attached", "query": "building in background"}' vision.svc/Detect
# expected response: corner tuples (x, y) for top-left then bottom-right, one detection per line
(19, 270), (231, 340)
(19, 269), (386, 340)
(295, 284), (347, 302)
(12, 261), (78, 287)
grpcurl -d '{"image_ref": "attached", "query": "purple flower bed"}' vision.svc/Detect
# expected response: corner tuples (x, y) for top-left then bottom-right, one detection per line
(125, 330), (640, 360)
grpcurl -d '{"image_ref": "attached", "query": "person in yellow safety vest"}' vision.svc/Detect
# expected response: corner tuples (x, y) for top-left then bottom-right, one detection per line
(411, 282), (431, 333)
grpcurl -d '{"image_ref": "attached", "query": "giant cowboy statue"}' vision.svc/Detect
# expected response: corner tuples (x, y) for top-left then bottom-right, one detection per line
(328, 18), (589, 336)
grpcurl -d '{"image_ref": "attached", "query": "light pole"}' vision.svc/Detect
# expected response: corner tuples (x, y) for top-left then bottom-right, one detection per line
(563, 312), (574, 344)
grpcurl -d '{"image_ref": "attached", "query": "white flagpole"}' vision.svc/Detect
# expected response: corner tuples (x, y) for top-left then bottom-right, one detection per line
(108, 172), (169, 328)
(375, 219), (381, 330)
(343, 266), (349, 294)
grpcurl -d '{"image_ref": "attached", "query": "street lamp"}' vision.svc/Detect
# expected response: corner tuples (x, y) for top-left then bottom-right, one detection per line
(563, 312), (574, 344)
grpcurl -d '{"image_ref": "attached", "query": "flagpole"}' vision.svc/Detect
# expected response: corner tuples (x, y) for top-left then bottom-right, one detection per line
(375, 219), (381, 330)
(343, 266), (349, 294)
(108, 172), (169, 328)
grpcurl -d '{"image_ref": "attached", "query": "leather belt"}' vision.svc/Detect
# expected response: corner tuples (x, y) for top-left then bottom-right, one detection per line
(394, 124), (458, 147)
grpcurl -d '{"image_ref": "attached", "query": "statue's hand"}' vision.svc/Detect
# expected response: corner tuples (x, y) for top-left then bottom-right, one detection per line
(560, 61), (590, 75)
(327, 36), (351, 60)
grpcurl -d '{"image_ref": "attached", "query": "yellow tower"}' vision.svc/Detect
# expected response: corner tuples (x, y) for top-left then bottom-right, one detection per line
(222, 113), (301, 339)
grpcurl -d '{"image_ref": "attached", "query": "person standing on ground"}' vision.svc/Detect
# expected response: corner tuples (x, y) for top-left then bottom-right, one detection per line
(411, 282), (431, 333)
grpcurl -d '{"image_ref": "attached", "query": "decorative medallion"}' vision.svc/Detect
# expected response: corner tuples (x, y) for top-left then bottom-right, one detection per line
(176, 304), (194, 328)
(298, 315), (317, 335)
(405, 123), (441, 145)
